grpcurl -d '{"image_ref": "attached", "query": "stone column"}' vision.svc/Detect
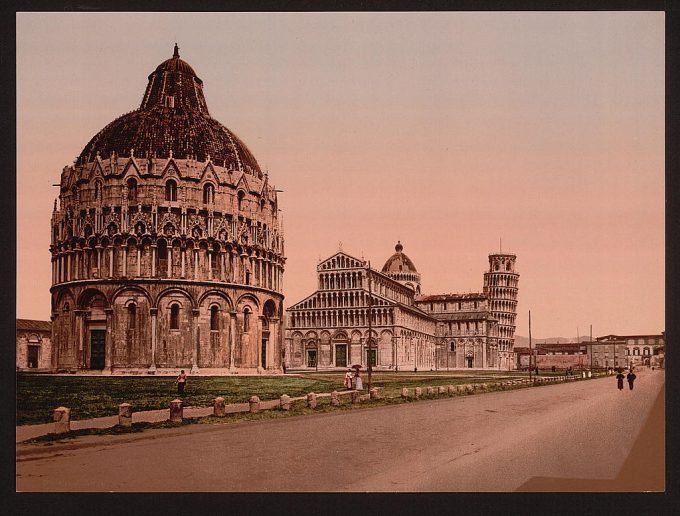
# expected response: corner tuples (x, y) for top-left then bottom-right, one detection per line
(137, 247), (141, 277)
(220, 250), (226, 282)
(96, 246), (102, 277)
(149, 308), (158, 372)
(229, 310), (237, 371)
(75, 310), (86, 369)
(122, 245), (127, 277)
(65, 252), (71, 281)
(270, 317), (280, 371)
(482, 338), (487, 369)
(208, 250), (213, 280)
(181, 247), (186, 278)
(257, 316), (264, 372)
(151, 245), (156, 277)
(167, 247), (173, 278)
(194, 249), (199, 279)
(104, 308), (113, 374)
(191, 308), (200, 374)
(109, 247), (114, 278)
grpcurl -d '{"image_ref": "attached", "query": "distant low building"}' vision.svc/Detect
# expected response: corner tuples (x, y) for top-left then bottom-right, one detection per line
(514, 342), (587, 370)
(592, 333), (665, 369)
(16, 319), (53, 371)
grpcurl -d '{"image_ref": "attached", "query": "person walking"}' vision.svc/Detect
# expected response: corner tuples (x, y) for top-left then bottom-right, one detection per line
(344, 368), (353, 390)
(354, 370), (363, 390)
(616, 370), (625, 390)
(176, 369), (188, 396)
(627, 369), (637, 390)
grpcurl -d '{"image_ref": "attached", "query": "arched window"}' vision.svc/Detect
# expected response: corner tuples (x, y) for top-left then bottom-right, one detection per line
(157, 240), (168, 277)
(643, 347), (650, 356)
(203, 183), (215, 204)
(210, 305), (219, 331)
(243, 307), (251, 333)
(450, 342), (455, 352)
(506, 262), (512, 271)
(170, 303), (180, 330)
(245, 270), (251, 285)
(633, 347), (640, 356)
(127, 178), (138, 201)
(237, 190), (245, 211)
(128, 303), (136, 329)
(165, 179), (177, 201)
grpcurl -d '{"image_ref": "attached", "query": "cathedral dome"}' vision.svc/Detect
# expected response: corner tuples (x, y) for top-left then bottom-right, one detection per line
(382, 241), (418, 273)
(77, 44), (262, 176)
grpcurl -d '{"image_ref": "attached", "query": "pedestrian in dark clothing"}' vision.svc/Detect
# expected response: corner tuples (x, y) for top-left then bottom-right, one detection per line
(177, 369), (187, 396)
(616, 371), (625, 390)
(627, 371), (637, 390)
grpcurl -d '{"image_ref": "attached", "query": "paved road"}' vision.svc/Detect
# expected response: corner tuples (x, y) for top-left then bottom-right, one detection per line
(16, 370), (664, 492)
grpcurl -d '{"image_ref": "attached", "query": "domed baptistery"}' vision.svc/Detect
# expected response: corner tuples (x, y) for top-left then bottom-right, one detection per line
(49, 45), (285, 374)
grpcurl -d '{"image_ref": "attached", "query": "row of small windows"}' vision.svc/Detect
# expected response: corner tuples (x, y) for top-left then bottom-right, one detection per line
(126, 303), (251, 332)
(92, 178), (249, 209)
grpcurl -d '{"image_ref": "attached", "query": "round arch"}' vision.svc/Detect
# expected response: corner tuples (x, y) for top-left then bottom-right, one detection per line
(197, 290), (234, 312)
(154, 287), (197, 310)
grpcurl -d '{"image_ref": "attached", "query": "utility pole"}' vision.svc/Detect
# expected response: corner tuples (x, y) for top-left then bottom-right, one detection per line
(528, 310), (532, 381)
(590, 324), (593, 370)
(367, 261), (373, 392)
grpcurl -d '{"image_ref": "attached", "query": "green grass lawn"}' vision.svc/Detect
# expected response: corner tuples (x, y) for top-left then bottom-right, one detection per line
(16, 370), (535, 426)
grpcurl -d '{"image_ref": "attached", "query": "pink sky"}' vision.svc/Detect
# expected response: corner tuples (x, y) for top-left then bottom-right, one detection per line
(16, 12), (664, 338)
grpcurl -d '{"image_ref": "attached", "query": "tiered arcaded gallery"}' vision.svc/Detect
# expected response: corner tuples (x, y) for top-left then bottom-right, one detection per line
(50, 45), (285, 374)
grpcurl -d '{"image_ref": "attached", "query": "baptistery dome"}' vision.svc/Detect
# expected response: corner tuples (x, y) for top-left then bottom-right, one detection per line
(50, 45), (285, 375)
(382, 242), (421, 294)
(78, 44), (261, 176)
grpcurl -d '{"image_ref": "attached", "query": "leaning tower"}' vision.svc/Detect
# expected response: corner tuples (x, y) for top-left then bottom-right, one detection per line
(483, 253), (519, 369)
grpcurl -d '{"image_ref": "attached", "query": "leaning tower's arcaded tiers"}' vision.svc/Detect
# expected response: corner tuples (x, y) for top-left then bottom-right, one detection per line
(483, 253), (519, 370)
(50, 45), (285, 374)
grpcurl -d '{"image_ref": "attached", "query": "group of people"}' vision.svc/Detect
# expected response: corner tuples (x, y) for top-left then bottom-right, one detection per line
(343, 368), (363, 390)
(616, 368), (637, 391)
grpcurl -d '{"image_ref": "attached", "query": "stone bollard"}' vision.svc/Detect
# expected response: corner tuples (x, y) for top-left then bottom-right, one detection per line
(280, 394), (291, 411)
(369, 387), (380, 400)
(53, 407), (71, 434)
(457, 385), (467, 394)
(415, 387), (422, 399)
(331, 391), (340, 406)
(401, 387), (409, 398)
(213, 397), (225, 417)
(438, 386), (446, 396)
(170, 399), (183, 422)
(426, 386), (434, 397)
(307, 392), (317, 409)
(582, 371), (586, 379)
(351, 391), (361, 404)
(447, 385), (456, 395)
(118, 403), (132, 427)
(249, 395), (260, 413)
(465, 384), (474, 393)
(588, 371), (592, 378)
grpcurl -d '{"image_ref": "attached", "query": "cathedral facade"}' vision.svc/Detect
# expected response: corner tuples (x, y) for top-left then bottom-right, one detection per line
(284, 244), (519, 371)
(49, 46), (285, 374)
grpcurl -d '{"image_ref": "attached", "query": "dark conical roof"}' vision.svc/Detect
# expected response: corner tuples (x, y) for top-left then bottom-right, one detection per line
(382, 241), (418, 273)
(78, 45), (262, 175)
